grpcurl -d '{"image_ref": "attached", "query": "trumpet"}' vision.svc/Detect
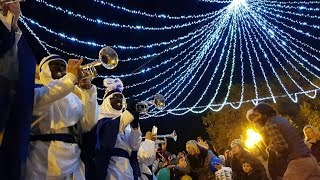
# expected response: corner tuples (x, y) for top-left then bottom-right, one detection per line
(143, 130), (177, 141)
(136, 94), (165, 113)
(155, 139), (167, 144)
(79, 46), (118, 80)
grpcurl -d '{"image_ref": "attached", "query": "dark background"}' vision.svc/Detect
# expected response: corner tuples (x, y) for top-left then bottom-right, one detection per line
(19, 0), (320, 153)
(19, 0), (222, 153)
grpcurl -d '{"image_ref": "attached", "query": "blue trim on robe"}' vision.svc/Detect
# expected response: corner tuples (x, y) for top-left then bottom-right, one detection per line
(130, 150), (141, 180)
(0, 32), (36, 179)
(80, 117), (120, 180)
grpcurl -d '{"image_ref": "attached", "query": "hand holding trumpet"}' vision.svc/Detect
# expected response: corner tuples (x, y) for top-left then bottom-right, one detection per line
(66, 59), (92, 89)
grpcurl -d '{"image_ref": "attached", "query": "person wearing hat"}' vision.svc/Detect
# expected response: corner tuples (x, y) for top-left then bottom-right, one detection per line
(247, 103), (320, 180)
(230, 139), (268, 180)
(26, 55), (99, 179)
(81, 77), (142, 180)
(213, 157), (232, 180)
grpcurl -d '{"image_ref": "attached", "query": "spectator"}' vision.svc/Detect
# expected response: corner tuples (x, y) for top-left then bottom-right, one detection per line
(204, 140), (219, 157)
(224, 150), (232, 167)
(175, 140), (215, 180)
(303, 125), (320, 162)
(230, 139), (268, 180)
(248, 103), (320, 180)
(240, 159), (263, 180)
(168, 156), (189, 180)
(218, 155), (226, 166)
(214, 157), (232, 180)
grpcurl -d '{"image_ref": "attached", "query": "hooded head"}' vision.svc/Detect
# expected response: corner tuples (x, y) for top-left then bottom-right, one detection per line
(99, 78), (126, 119)
(39, 54), (67, 85)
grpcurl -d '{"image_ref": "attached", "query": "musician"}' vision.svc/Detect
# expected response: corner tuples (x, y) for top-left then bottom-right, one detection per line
(138, 131), (157, 180)
(0, 1), (37, 178)
(26, 55), (99, 179)
(89, 77), (142, 179)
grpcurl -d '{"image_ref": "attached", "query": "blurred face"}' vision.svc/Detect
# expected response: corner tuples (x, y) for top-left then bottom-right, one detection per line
(109, 93), (124, 110)
(249, 111), (262, 123)
(229, 150), (233, 157)
(48, 61), (66, 79)
(197, 138), (203, 143)
(231, 144), (241, 155)
(178, 157), (187, 168)
(186, 146), (197, 156)
(214, 164), (222, 170)
(242, 163), (253, 173)
(305, 128), (316, 139)
(251, 110), (268, 126)
(224, 150), (230, 157)
(178, 152), (185, 158)
(161, 143), (167, 151)
(203, 141), (209, 149)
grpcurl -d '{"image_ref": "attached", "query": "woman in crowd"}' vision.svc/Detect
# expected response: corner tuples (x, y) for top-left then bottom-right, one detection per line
(174, 140), (215, 180)
(303, 125), (320, 162)
(230, 139), (268, 180)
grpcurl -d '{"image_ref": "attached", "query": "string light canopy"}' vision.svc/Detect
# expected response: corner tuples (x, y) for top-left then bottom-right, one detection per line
(22, 0), (320, 118)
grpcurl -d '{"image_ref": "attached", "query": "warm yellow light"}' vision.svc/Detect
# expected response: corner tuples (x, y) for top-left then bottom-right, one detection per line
(245, 129), (262, 149)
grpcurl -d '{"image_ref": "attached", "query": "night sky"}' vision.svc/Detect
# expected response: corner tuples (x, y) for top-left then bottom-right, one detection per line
(19, 0), (222, 153)
(19, 0), (320, 153)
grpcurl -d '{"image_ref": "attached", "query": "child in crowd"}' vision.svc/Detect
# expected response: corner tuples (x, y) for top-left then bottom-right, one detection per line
(241, 159), (261, 180)
(214, 157), (232, 180)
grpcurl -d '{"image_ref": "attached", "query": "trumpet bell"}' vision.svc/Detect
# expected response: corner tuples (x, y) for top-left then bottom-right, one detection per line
(172, 130), (177, 141)
(79, 46), (118, 80)
(151, 126), (158, 136)
(136, 94), (165, 113)
(153, 94), (165, 109)
(99, 46), (118, 69)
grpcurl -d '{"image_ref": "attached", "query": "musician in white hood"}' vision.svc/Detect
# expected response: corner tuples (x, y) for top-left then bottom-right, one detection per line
(97, 77), (142, 180)
(26, 55), (99, 179)
(138, 131), (157, 180)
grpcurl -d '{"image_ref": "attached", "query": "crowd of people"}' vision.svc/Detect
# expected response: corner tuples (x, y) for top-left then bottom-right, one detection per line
(2, 1), (320, 180)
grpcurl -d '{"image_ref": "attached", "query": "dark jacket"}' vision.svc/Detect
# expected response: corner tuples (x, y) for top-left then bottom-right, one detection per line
(309, 140), (320, 163)
(176, 146), (215, 180)
(268, 150), (287, 180)
(231, 150), (268, 180)
(240, 170), (262, 180)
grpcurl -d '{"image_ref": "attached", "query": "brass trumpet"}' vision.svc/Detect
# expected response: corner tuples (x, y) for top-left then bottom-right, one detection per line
(142, 130), (177, 141)
(79, 46), (118, 80)
(136, 94), (165, 113)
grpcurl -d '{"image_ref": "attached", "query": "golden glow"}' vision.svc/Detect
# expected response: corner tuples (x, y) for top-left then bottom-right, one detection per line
(245, 129), (262, 149)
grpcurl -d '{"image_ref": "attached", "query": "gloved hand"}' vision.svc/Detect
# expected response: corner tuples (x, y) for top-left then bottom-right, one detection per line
(126, 99), (140, 129)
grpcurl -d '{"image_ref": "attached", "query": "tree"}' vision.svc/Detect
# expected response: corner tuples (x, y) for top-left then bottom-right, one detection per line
(202, 74), (320, 154)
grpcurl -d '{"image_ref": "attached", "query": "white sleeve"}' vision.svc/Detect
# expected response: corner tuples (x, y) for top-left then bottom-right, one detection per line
(79, 85), (99, 132)
(129, 127), (142, 151)
(33, 73), (77, 113)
